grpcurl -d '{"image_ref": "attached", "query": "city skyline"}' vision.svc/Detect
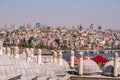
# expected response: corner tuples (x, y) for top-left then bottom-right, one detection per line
(0, 0), (120, 29)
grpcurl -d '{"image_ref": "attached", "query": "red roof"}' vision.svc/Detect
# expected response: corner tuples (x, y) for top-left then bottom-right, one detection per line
(67, 56), (90, 63)
(92, 55), (107, 62)
(83, 57), (90, 60)
(67, 57), (79, 63)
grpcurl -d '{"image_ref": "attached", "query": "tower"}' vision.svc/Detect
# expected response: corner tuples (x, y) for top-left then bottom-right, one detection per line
(90, 24), (94, 30)
(78, 51), (83, 75)
(114, 52), (118, 77)
(36, 23), (41, 28)
(98, 25), (102, 30)
(70, 51), (74, 68)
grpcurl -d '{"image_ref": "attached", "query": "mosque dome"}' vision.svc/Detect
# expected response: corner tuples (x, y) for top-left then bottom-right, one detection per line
(13, 59), (37, 80)
(19, 50), (56, 79)
(37, 64), (48, 77)
(38, 65), (58, 80)
(103, 60), (114, 75)
(83, 60), (100, 74)
(44, 62), (65, 76)
(30, 62), (41, 75)
(0, 55), (20, 80)
(103, 60), (120, 76)
(29, 63), (58, 80)
(62, 59), (70, 71)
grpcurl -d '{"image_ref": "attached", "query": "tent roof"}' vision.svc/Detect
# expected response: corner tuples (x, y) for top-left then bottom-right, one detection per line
(92, 55), (107, 62)
(67, 57), (79, 63)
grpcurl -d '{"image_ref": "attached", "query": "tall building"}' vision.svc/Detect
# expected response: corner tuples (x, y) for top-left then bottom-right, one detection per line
(36, 23), (41, 28)
(98, 26), (102, 30)
(79, 25), (83, 31)
(19, 25), (25, 30)
(90, 24), (94, 30)
(27, 23), (32, 28)
(10, 24), (15, 31)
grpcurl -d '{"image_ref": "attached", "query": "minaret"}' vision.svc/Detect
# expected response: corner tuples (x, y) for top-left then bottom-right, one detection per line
(11, 46), (14, 59)
(78, 51), (83, 76)
(2, 47), (6, 54)
(114, 52), (118, 77)
(26, 48), (31, 62)
(37, 49), (42, 64)
(30, 48), (34, 62)
(70, 51), (74, 68)
(30, 48), (34, 57)
(7, 47), (11, 57)
(53, 52), (57, 62)
(14, 46), (19, 59)
(58, 52), (63, 66)
(0, 40), (3, 55)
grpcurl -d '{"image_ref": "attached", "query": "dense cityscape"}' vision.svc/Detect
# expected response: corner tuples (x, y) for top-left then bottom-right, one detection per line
(0, 23), (120, 50)
(0, 0), (120, 80)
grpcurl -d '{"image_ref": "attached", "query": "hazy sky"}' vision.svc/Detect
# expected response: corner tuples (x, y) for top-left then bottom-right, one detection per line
(0, 0), (120, 29)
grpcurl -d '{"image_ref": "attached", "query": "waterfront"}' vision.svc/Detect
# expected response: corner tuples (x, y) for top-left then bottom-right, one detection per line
(62, 51), (120, 61)
(0, 0), (120, 79)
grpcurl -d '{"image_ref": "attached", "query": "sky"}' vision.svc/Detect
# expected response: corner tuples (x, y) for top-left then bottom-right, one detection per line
(0, 0), (120, 29)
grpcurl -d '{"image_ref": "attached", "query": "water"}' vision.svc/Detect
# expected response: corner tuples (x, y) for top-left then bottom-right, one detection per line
(62, 51), (120, 61)
(42, 51), (120, 62)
